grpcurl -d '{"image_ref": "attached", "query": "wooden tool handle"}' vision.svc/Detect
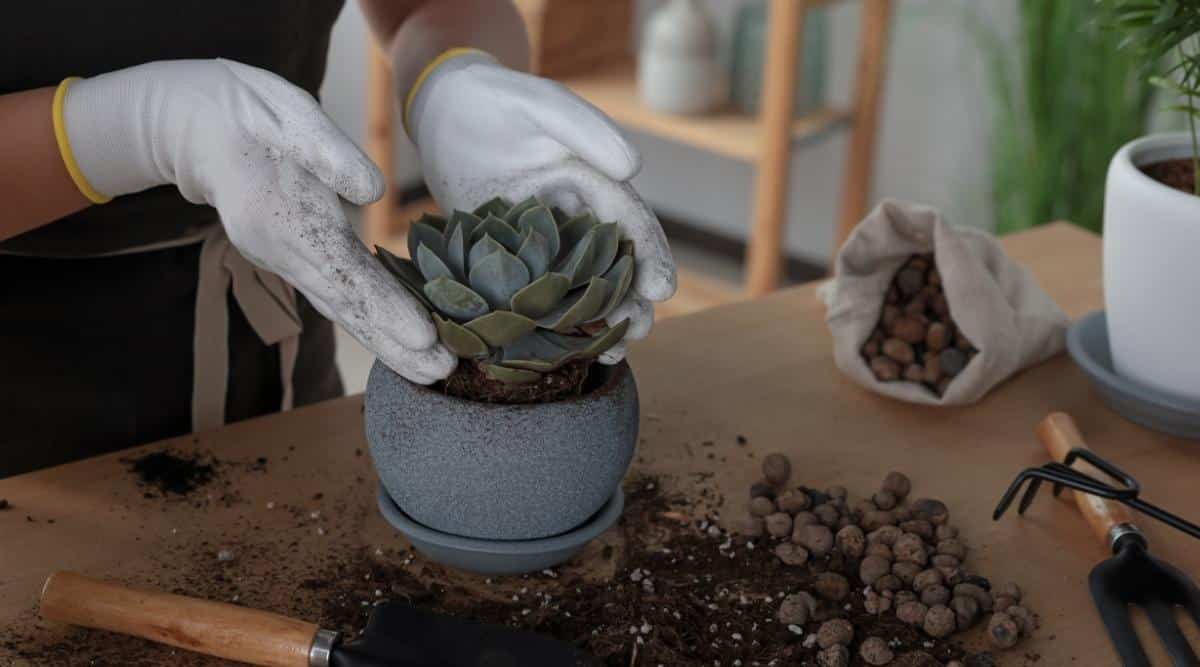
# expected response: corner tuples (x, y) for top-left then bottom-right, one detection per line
(1036, 412), (1137, 548)
(40, 571), (318, 667)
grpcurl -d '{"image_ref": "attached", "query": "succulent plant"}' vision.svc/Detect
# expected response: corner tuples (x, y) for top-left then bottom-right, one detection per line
(376, 196), (634, 384)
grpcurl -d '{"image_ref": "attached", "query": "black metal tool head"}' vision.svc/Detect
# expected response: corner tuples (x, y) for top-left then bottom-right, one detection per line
(1089, 535), (1200, 667)
(330, 601), (598, 667)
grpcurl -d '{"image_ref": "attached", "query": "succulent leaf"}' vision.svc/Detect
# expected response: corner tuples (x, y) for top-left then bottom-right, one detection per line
(468, 234), (505, 273)
(589, 222), (620, 279)
(473, 197), (512, 219)
(468, 246), (531, 311)
(448, 210), (483, 242)
(483, 363), (541, 384)
(551, 206), (570, 226)
(618, 239), (634, 259)
(537, 276), (609, 332)
(591, 255), (634, 322)
(517, 206), (560, 260)
(434, 314), (489, 358)
(416, 243), (455, 283)
(472, 215), (523, 253)
(584, 318), (630, 357)
(557, 227), (598, 288)
(416, 213), (447, 232)
(504, 196), (541, 224)
(445, 223), (468, 281)
(464, 310), (537, 347)
(376, 246), (433, 309)
(424, 277), (490, 322)
(499, 331), (576, 371)
(516, 229), (551, 278)
(407, 219), (445, 261)
(557, 214), (597, 263)
(510, 271), (570, 319)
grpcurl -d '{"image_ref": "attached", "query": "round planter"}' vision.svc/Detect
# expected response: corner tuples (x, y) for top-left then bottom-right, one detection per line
(637, 0), (720, 114)
(364, 361), (639, 541)
(1104, 133), (1200, 400)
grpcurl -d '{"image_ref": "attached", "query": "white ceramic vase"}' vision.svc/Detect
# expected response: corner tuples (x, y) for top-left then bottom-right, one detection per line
(1104, 133), (1200, 400)
(637, 0), (720, 115)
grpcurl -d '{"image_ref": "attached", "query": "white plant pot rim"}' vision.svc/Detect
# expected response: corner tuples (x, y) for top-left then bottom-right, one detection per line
(1112, 132), (1200, 204)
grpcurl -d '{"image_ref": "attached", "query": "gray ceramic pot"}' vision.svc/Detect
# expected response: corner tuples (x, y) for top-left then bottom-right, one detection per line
(365, 360), (639, 540)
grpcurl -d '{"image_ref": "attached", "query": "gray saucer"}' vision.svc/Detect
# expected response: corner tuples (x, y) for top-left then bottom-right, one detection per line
(1068, 310), (1200, 439)
(376, 485), (624, 575)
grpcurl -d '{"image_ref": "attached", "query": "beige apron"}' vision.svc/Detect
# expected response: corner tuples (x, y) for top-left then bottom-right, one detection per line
(2, 224), (303, 432)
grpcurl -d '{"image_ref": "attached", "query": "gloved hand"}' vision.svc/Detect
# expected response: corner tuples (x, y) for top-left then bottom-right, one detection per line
(403, 50), (677, 363)
(59, 59), (456, 384)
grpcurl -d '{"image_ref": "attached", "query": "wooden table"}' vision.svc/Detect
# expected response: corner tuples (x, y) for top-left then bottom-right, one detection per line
(3, 223), (1198, 665)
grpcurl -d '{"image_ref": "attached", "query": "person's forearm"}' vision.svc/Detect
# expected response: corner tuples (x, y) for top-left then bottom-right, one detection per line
(0, 87), (90, 241)
(360, 0), (530, 112)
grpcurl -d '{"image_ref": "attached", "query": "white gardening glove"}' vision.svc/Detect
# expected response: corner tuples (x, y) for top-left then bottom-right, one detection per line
(60, 59), (455, 384)
(404, 51), (677, 363)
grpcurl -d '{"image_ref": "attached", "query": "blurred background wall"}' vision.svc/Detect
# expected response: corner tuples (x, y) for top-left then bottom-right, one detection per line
(320, 0), (1014, 266)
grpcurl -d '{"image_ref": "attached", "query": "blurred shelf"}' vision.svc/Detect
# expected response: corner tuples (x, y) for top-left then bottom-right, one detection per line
(560, 63), (851, 162)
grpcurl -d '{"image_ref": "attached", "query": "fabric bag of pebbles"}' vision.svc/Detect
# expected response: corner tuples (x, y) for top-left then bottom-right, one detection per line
(820, 199), (1068, 405)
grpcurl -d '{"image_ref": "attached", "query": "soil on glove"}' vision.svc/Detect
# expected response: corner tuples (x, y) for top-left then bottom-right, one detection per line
(1142, 158), (1197, 195)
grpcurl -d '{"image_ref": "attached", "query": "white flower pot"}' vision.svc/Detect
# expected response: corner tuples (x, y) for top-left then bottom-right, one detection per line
(1104, 133), (1200, 400)
(637, 0), (720, 115)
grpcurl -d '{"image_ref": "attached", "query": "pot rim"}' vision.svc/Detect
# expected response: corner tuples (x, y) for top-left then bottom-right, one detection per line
(373, 358), (631, 411)
(1112, 133), (1200, 207)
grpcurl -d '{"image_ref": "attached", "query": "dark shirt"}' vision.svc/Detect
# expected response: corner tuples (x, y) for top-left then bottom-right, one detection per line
(0, 0), (346, 256)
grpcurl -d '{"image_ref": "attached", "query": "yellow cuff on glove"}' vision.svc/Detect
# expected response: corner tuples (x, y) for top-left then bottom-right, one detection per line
(52, 77), (111, 205)
(403, 48), (488, 135)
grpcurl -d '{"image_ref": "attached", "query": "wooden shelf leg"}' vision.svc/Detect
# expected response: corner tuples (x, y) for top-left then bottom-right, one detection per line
(363, 43), (396, 251)
(745, 0), (806, 297)
(834, 0), (893, 253)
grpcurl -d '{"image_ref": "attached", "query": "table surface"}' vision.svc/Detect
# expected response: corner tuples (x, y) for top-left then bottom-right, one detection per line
(3, 223), (1199, 665)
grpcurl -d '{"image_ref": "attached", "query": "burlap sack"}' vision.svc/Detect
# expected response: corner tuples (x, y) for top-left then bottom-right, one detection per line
(819, 199), (1069, 405)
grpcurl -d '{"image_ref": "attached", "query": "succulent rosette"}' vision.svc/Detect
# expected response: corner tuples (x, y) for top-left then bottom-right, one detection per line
(376, 196), (634, 384)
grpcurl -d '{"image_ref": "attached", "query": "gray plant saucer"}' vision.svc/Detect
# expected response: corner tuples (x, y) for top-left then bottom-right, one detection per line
(376, 484), (624, 575)
(1068, 310), (1200, 439)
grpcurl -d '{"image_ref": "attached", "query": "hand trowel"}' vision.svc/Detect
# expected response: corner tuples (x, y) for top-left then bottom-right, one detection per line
(40, 571), (596, 666)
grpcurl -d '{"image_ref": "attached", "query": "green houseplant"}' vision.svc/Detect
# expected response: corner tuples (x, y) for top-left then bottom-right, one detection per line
(363, 196), (641, 574)
(1099, 0), (1200, 402)
(974, 0), (1156, 234)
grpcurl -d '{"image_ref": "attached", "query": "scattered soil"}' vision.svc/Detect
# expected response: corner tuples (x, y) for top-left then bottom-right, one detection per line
(439, 358), (593, 404)
(126, 450), (218, 496)
(3, 471), (1023, 666)
(1142, 157), (1197, 195)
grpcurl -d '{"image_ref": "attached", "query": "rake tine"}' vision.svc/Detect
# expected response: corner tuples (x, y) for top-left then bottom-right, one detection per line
(1017, 476), (1043, 515)
(1093, 595), (1153, 667)
(1142, 602), (1200, 666)
(1064, 448), (1142, 499)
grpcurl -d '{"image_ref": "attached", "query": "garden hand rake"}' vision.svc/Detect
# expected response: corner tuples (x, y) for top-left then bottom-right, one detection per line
(994, 412), (1200, 667)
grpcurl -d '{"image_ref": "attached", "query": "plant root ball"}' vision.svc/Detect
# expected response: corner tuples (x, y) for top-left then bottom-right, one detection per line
(777, 490), (811, 514)
(750, 496), (777, 517)
(987, 612), (1021, 648)
(815, 572), (850, 601)
(896, 600), (928, 626)
(816, 619), (855, 649)
(797, 524), (835, 557)
(775, 542), (810, 566)
(762, 453), (792, 486)
(923, 604), (957, 638)
(765, 512), (793, 538)
(859, 555), (892, 586)
(836, 525), (866, 558)
(817, 644), (851, 667)
(860, 636), (895, 666)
